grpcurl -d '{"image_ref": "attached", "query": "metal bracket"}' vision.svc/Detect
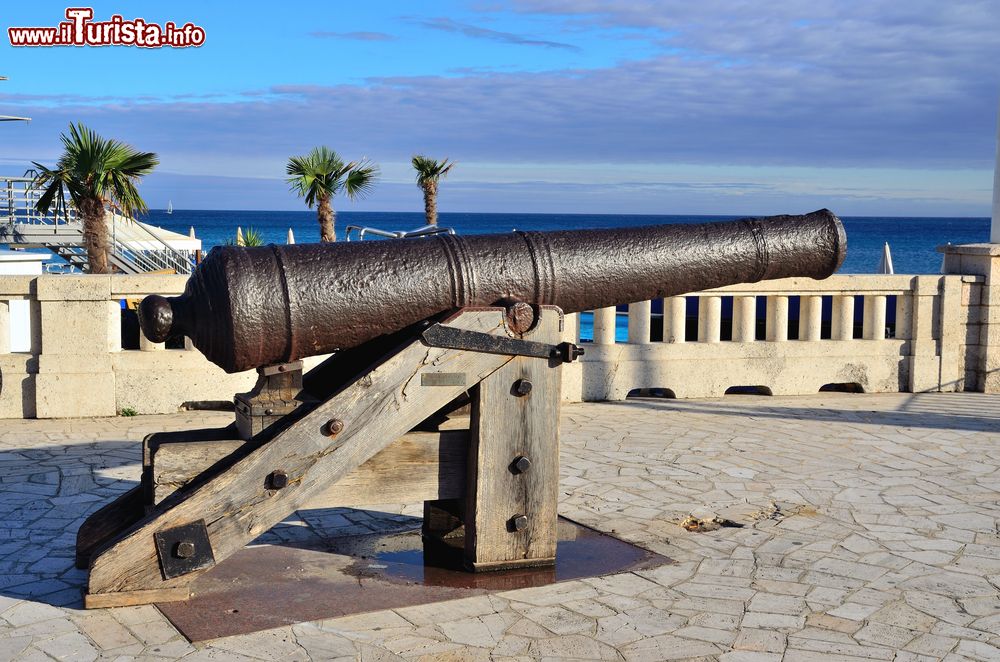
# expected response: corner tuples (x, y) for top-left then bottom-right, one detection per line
(422, 323), (584, 364)
(153, 520), (216, 580)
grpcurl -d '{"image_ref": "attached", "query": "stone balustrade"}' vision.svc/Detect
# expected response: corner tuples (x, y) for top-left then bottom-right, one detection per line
(0, 258), (997, 417)
(0, 274), (263, 418)
(560, 272), (992, 401)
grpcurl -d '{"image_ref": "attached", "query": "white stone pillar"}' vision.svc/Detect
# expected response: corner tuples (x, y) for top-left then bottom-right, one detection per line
(592, 306), (617, 345)
(799, 295), (823, 342)
(831, 295), (855, 340)
(561, 312), (580, 343)
(766, 295), (788, 342)
(139, 332), (165, 351)
(34, 276), (116, 418)
(732, 296), (756, 342)
(863, 295), (887, 340)
(627, 300), (651, 344)
(697, 296), (721, 343)
(663, 296), (686, 343)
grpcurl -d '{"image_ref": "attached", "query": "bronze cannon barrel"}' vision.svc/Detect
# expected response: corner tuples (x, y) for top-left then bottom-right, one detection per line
(140, 209), (846, 373)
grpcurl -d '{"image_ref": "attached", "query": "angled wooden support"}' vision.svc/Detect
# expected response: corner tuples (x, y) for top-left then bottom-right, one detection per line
(84, 308), (518, 607)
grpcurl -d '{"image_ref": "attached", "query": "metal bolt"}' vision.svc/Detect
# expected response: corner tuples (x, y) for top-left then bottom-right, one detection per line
(510, 515), (528, 532)
(175, 541), (195, 559)
(264, 408), (273, 416)
(323, 418), (345, 437)
(512, 456), (531, 474)
(269, 470), (288, 489)
(513, 379), (532, 397)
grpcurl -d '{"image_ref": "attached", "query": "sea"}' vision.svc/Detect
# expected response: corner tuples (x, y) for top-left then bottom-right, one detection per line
(142, 209), (990, 276)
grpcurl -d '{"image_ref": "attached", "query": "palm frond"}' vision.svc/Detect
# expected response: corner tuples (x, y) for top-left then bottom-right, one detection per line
(287, 147), (378, 206)
(343, 159), (379, 200)
(412, 155), (456, 187)
(31, 122), (157, 217)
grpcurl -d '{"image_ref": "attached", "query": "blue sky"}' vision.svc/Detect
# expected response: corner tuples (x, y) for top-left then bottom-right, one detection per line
(0, 1), (998, 216)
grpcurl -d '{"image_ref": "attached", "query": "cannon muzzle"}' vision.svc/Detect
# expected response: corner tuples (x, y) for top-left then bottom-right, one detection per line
(140, 209), (846, 373)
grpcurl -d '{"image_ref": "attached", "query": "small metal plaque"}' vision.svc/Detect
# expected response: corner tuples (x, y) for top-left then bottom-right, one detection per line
(421, 372), (466, 387)
(154, 519), (216, 580)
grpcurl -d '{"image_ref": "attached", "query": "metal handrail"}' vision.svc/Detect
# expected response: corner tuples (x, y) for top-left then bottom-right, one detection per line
(344, 224), (456, 241)
(2, 176), (196, 274)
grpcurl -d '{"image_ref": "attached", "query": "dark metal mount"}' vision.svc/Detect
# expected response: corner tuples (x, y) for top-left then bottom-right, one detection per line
(421, 323), (584, 365)
(153, 520), (216, 580)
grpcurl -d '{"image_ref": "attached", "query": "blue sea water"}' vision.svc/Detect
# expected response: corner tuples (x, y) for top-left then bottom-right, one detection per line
(143, 209), (990, 276)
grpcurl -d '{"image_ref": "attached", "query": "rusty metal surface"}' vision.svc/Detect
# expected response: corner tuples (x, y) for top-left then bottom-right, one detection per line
(156, 517), (669, 642)
(140, 210), (846, 373)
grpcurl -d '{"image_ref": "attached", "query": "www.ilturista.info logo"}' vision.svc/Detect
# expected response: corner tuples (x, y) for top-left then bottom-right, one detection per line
(8, 8), (205, 48)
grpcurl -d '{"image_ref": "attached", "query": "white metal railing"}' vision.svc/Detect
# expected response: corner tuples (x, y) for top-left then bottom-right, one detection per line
(2, 176), (195, 274)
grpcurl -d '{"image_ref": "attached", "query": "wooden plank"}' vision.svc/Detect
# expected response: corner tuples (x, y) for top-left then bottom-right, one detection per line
(75, 485), (145, 570)
(152, 430), (470, 507)
(87, 309), (513, 599)
(465, 309), (561, 569)
(84, 587), (190, 609)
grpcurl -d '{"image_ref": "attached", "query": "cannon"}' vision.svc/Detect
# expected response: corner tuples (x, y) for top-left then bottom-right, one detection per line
(77, 210), (845, 608)
(139, 209), (845, 373)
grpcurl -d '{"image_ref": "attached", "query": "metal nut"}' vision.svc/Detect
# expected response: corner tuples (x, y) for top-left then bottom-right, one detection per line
(323, 418), (345, 437)
(175, 541), (196, 559)
(513, 379), (532, 397)
(269, 470), (288, 489)
(512, 456), (531, 474)
(510, 515), (528, 532)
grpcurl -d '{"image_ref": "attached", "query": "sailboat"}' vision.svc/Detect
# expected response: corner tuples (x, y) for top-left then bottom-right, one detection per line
(166, 200), (173, 215)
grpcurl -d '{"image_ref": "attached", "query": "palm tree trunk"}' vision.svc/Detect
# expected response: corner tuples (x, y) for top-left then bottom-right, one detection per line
(318, 194), (336, 242)
(423, 181), (438, 226)
(80, 197), (110, 274)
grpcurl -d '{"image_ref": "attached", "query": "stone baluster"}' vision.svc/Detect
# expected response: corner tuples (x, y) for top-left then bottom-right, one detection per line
(766, 295), (788, 342)
(863, 295), (887, 340)
(663, 296), (686, 343)
(799, 295), (823, 342)
(561, 312), (580, 344)
(894, 293), (913, 340)
(698, 296), (722, 343)
(732, 295), (756, 342)
(627, 301), (651, 344)
(592, 306), (617, 345)
(831, 295), (855, 340)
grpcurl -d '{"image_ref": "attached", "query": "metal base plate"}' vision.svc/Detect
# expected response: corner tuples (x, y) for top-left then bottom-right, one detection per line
(156, 516), (670, 642)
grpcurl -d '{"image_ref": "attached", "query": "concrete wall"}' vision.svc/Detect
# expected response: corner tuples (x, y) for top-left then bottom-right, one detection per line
(0, 265), (994, 418)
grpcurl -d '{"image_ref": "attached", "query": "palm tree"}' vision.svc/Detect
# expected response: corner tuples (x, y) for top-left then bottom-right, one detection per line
(286, 147), (378, 242)
(412, 156), (455, 226)
(32, 123), (158, 274)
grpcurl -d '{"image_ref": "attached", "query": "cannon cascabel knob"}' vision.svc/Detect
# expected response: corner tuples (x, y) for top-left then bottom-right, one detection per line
(138, 294), (175, 343)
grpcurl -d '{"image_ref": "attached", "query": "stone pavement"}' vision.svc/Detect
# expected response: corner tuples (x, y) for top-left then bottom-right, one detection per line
(2, 392), (1000, 661)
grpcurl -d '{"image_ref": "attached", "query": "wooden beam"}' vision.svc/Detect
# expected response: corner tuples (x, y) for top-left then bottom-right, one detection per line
(87, 309), (513, 599)
(151, 430), (469, 508)
(464, 310), (561, 570)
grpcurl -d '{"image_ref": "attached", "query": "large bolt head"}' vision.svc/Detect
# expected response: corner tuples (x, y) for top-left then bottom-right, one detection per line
(323, 419), (345, 437)
(512, 456), (531, 474)
(175, 541), (195, 559)
(510, 514), (529, 532)
(513, 379), (533, 397)
(269, 470), (288, 489)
